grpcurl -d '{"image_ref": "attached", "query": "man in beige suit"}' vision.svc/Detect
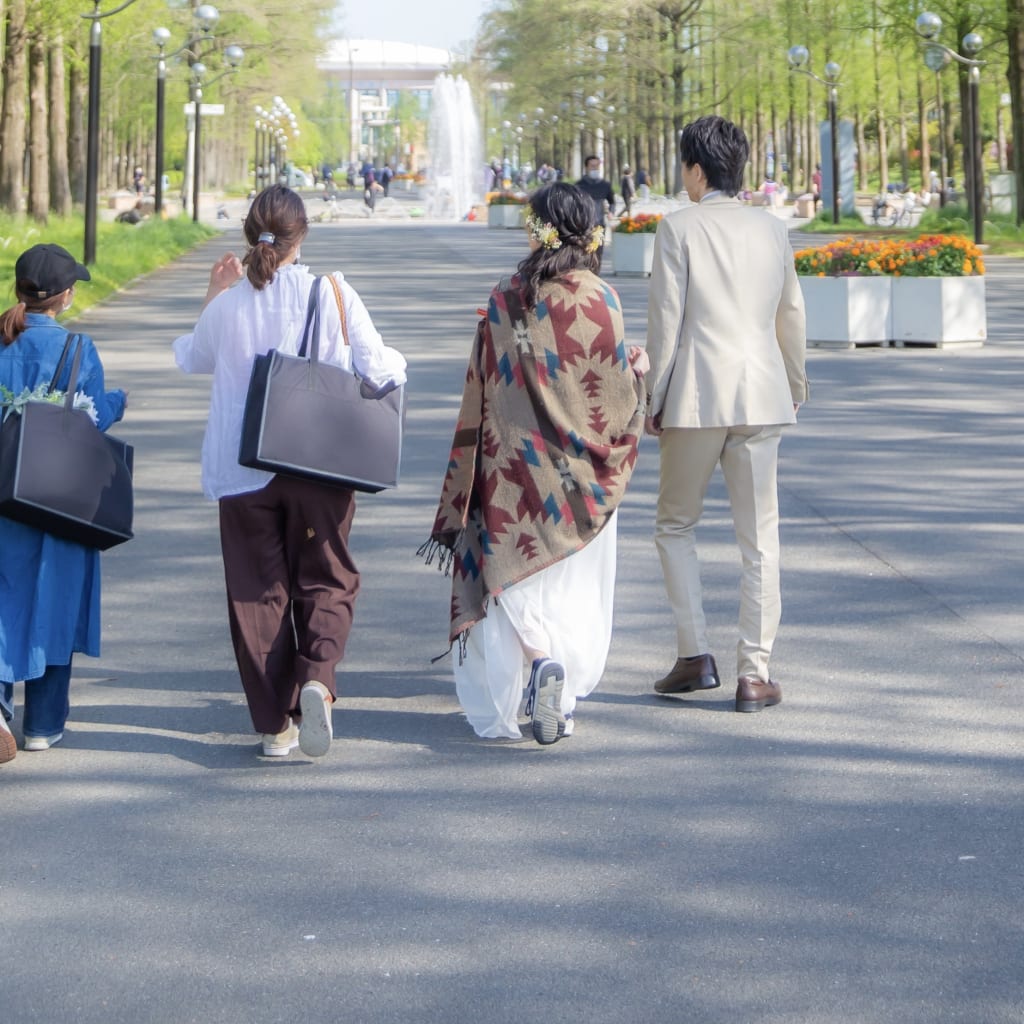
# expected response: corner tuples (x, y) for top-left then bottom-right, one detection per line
(645, 115), (809, 712)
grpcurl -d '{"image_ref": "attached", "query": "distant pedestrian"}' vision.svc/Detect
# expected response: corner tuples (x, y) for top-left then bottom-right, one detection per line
(363, 165), (378, 212)
(576, 155), (614, 270)
(636, 167), (650, 200)
(620, 165), (636, 217)
(0, 244), (128, 759)
(172, 185), (406, 759)
(381, 163), (394, 196)
(133, 166), (145, 195)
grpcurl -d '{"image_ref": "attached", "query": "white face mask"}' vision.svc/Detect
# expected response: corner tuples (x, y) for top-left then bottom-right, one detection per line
(587, 168), (601, 180)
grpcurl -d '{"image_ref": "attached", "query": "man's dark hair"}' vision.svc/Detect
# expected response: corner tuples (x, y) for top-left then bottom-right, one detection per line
(584, 154), (600, 167)
(678, 115), (749, 196)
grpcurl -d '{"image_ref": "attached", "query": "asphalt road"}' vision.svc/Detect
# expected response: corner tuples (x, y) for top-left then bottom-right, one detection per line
(2, 207), (1022, 1024)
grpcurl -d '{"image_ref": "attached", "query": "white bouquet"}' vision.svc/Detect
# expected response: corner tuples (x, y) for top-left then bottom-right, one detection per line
(0, 382), (99, 425)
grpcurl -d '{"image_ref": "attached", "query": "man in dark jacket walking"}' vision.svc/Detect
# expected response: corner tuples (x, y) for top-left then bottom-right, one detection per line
(576, 155), (614, 269)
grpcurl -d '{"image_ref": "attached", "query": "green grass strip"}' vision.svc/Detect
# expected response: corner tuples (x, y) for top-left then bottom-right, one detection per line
(0, 214), (217, 315)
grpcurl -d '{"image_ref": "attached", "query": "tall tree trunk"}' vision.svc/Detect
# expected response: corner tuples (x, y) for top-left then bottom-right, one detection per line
(856, 107), (869, 191)
(1007, 0), (1024, 222)
(48, 36), (72, 216)
(896, 64), (909, 188)
(871, 2), (889, 189)
(955, 12), (976, 213)
(28, 34), (48, 221)
(805, 78), (814, 189)
(0, 0), (28, 213)
(917, 68), (931, 192)
(770, 80), (779, 185)
(69, 57), (86, 204)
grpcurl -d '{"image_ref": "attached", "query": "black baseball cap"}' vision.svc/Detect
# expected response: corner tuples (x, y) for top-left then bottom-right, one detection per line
(15, 243), (91, 300)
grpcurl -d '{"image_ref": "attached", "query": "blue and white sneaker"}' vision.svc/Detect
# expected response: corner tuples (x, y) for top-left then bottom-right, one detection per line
(526, 658), (568, 745)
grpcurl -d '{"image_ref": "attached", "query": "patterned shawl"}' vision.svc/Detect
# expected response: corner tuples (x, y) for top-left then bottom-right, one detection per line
(422, 269), (644, 646)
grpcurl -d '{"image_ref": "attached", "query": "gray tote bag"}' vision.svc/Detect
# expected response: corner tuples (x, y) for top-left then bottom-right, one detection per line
(238, 276), (405, 492)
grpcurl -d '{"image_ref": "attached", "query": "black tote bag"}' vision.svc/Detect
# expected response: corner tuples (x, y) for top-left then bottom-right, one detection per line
(238, 277), (405, 493)
(0, 335), (134, 550)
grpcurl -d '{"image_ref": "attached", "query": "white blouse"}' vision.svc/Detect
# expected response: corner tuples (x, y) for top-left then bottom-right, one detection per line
(173, 263), (407, 500)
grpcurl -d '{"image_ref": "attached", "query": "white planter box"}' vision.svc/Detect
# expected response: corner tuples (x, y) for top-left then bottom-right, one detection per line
(612, 232), (656, 276)
(799, 276), (892, 348)
(890, 276), (986, 348)
(488, 204), (524, 229)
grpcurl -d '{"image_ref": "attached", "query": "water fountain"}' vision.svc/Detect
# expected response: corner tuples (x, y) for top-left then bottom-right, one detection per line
(425, 73), (482, 221)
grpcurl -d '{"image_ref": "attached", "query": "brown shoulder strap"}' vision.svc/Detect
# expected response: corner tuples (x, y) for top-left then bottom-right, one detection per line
(326, 274), (350, 346)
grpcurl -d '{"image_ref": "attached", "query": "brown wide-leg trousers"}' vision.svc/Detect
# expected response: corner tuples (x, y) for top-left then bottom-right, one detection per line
(218, 475), (360, 734)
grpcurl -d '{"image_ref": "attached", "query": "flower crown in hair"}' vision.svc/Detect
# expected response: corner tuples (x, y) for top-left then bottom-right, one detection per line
(525, 208), (562, 250)
(586, 225), (604, 253)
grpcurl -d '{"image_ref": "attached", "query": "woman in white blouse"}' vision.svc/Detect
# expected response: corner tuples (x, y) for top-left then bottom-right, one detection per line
(174, 185), (406, 759)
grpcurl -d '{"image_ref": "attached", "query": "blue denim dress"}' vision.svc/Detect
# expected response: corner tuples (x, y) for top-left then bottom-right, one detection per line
(0, 315), (126, 712)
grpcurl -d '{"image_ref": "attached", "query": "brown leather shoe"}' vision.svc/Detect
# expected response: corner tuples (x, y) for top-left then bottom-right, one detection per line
(654, 654), (721, 694)
(735, 676), (782, 713)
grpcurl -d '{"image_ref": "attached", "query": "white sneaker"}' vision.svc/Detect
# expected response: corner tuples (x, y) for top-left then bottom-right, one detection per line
(298, 681), (333, 757)
(0, 716), (16, 764)
(261, 721), (299, 757)
(526, 659), (568, 745)
(24, 732), (63, 752)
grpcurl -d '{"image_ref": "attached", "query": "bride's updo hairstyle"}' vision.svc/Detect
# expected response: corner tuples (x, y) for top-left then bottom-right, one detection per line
(517, 182), (601, 309)
(242, 184), (309, 291)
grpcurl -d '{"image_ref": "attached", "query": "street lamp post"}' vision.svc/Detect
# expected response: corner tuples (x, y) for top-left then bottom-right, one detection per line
(191, 62), (206, 223)
(915, 11), (985, 244)
(787, 45), (842, 225)
(189, 44), (244, 222)
(83, 0), (150, 265)
(253, 116), (262, 194)
(153, 26), (171, 216)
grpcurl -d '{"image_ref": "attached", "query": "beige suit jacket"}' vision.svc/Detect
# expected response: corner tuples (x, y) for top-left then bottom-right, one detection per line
(645, 194), (809, 428)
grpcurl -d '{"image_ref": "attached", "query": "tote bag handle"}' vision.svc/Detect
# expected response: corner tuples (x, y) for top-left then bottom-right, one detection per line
(47, 333), (85, 412)
(296, 274), (350, 368)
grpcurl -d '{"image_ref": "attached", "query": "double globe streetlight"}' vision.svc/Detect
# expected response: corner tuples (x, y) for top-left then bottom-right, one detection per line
(188, 44), (245, 222)
(915, 11), (985, 244)
(787, 46), (842, 225)
(153, 3), (243, 222)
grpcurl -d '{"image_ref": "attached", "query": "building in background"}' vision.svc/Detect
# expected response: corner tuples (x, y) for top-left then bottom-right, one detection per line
(317, 39), (453, 171)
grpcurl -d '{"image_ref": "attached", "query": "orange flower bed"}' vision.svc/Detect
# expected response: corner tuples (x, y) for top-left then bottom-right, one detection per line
(794, 234), (984, 277)
(613, 213), (663, 234)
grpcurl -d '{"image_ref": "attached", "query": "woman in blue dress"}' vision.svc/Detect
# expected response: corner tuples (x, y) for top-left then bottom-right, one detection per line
(0, 244), (127, 761)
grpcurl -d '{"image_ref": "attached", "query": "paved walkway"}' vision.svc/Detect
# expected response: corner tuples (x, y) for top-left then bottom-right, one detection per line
(3, 212), (1022, 1024)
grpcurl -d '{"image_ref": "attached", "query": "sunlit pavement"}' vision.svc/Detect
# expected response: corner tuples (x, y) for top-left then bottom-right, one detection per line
(3, 211), (1021, 1024)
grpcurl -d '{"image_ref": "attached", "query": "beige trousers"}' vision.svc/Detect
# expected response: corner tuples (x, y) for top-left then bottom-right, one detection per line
(655, 425), (783, 682)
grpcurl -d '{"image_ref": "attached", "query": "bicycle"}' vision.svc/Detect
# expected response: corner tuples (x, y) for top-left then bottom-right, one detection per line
(890, 193), (920, 227)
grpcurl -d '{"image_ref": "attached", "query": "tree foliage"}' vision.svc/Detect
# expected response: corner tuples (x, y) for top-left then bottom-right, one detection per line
(0, 0), (337, 217)
(477, 0), (1016, 208)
